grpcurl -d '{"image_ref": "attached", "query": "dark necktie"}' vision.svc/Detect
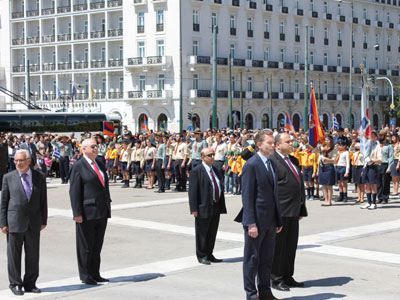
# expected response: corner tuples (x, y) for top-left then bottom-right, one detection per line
(285, 157), (301, 183)
(265, 159), (275, 183)
(92, 162), (105, 187)
(22, 173), (32, 199)
(210, 169), (220, 202)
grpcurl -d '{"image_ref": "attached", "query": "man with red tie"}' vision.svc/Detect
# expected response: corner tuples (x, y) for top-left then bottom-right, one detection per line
(69, 139), (112, 285)
(189, 147), (227, 265)
(269, 133), (308, 292)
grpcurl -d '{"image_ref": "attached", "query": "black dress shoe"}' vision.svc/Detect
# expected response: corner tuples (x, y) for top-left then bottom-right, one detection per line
(209, 255), (223, 263)
(81, 278), (98, 285)
(25, 286), (41, 293)
(9, 286), (24, 296)
(271, 281), (290, 291)
(94, 277), (109, 283)
(284, 277), (305, 288)
(197, 257), (211, 265)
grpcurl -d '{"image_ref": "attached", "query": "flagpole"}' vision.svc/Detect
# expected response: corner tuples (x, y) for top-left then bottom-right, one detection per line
(304, 26), (309, 131)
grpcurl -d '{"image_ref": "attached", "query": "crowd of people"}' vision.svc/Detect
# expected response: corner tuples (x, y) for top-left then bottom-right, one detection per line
(0, 125), (396, 208)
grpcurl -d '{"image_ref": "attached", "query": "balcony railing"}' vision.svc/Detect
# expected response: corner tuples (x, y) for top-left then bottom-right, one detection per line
(12, 11), (24, 19)
(58, 33), (72, 41)
(76, 93), (88, 100)
(58, 62), (72, 70)
(147, 90), (164, 98)
(26, 37), (40, 44)
(137, 25), (144, 33)
(26, 10), (39, 17)
(216, 57), (228, 65)
(91, 60), (106, 68)
(109, 92), (123, 99)
(108, 28), (123, 36)
(29, 64), (40, 72)
(12, 38), (25, 45)
(74, 61), (89, 69)
(94, 92), (106, 99)
(252, 60), (263, 68)
(57, 5), (71, 13)
(73, 3), (88, 11)
(42, 35), (55, 43)
(90, 1), (106, 9)
(128, 91), (144, 98)
(42, 7), (55, 15)
(13, 65), (25, 72)
(233, 58), (245, 66)
(156, 24), (164, 31)
(108, 59), (123, 67)
(147, 56), (162, 64)
(252, 92), (264, 99)
(233, 91), (245, 98)
(108, 0), (122, 7)
(128, 57), (143, 65)
(42, 63), (56, 71)
(90, 31), (105, 38)
(74, 32), (88, 40)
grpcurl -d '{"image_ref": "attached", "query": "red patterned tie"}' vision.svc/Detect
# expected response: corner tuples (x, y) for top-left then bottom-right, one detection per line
(92, 162), (105, 187)
(285, 157), (301, 183)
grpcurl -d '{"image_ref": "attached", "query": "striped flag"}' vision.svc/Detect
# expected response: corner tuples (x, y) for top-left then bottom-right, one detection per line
(53, 147), (61, 159)
(359, 76), (371, 157)
(308, 87), (325, 147)
(284, 112), (295, 132)
(332, 114), (339, 130)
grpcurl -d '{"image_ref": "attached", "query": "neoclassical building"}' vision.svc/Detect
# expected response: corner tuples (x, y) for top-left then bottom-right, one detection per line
(2, 0), (400, 131)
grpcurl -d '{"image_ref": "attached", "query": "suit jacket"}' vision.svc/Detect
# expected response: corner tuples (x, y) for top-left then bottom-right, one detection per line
(0, 142), (8, 174)
(189, 163), (227, 219)
(69, 157), (112, 221)
(0, 169), (47, 233)
(270, 152), (307, 218)
(240, 154), (282, 230)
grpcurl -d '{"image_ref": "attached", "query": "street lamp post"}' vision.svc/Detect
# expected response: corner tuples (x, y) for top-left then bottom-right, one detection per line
(376, 76), (396, 127)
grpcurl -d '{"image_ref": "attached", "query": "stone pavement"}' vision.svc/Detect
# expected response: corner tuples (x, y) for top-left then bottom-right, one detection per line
(0, 179), (399, 299)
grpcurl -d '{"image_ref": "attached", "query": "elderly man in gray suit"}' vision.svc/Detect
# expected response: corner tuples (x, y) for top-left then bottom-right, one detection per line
(0, 149), (48, 296)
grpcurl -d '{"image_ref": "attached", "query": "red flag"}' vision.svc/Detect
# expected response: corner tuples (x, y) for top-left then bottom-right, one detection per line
(308, 87), (325, 147)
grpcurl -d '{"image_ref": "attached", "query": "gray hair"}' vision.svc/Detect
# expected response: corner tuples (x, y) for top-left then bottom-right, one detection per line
(274, 132), (289, 145)
(15, 149), (31, 159)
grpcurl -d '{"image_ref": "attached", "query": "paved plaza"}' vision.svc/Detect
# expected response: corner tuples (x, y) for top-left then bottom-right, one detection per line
(0, 180), (400, 300)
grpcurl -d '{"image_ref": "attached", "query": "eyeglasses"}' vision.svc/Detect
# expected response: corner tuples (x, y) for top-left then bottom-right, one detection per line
(206, 153), (215, 158)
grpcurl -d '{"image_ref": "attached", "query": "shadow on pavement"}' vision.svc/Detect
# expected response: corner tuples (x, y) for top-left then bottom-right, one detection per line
(222, 257), (243, 263)
(41, 273), (165, 293)
(284, 293), (346, 300)
(110, 272), (165, 283)
(303, 276), (353, 287)
(298, 244), (322, 250)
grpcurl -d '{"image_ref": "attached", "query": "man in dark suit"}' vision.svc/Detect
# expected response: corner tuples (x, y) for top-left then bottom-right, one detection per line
(270, 133), (307, 292)
(69, 138), (112, 285)
(0, 149), (47, 296)
(189, 147), (227, 265)
(241, 129), (282, 300)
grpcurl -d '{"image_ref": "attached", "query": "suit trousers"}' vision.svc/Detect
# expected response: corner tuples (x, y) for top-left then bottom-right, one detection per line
(7, 227), (40, 288)
(377, 163), (390, 201)
(59, 156), (70, 183)
(243, 227), (276, 300)
(76, 218), (108, 281)
(174, 159), (187, 191)
(271, 217), (299, 282)
(195, 214), (220, 259)
(155, 159), (165, 192)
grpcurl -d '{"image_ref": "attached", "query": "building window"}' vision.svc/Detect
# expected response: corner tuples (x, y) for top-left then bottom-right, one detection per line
(310, 0), (314, 11)
(294, 50), (299, 63)
(138, 12), (144, 32)
(324, 28), (328, 39)
(247, 46), (252, 60)
(139, 75), (146, 91)
(279, 22), (285, 34)
(264, 19), (269, 32)
(280, 79), (284, 93)
(387, 12), (390, 22)
(323, 1), (328, 13)
(337, 3), (341, 15)
(247, 18), (253, 30)
(138, 41), (145, 57)
(295, 79), (299, 93)
(363, 8), (367, 20)
(337, 54), (341, 66)
(324, 53), (328, 65)
(192, 41), (198, 56)
(280, 48), (284, 62)
(375, 57), (379, 69)
(230, 15), (236, 29)
(230, 44), (235, 58)
(192, 74), (198, 89)
(338, 29), (342, 41)
(324, 81), (328, 94)
(211, 12), (217, 29)
(156, 10), (164, 31)
(295, 24), (299, 36)
(158, 74), (165, 90)
(310, 26), (314, 37)
(156, 40), (165, 56)
(231, 76), (236, 91)
(375, 10), (379, 21)
(247, 77), (252, 92)
(193, 10), (199, 31)
(264, 48), (269, 61)
(310, 51), (314, 64)
(337, 81), (342, 94)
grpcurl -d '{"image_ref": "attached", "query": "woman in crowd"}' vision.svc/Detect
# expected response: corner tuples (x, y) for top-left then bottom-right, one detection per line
(319, 139), (336, 206)
(335, 141), (351, 202)
(390, 134), (400, 196)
